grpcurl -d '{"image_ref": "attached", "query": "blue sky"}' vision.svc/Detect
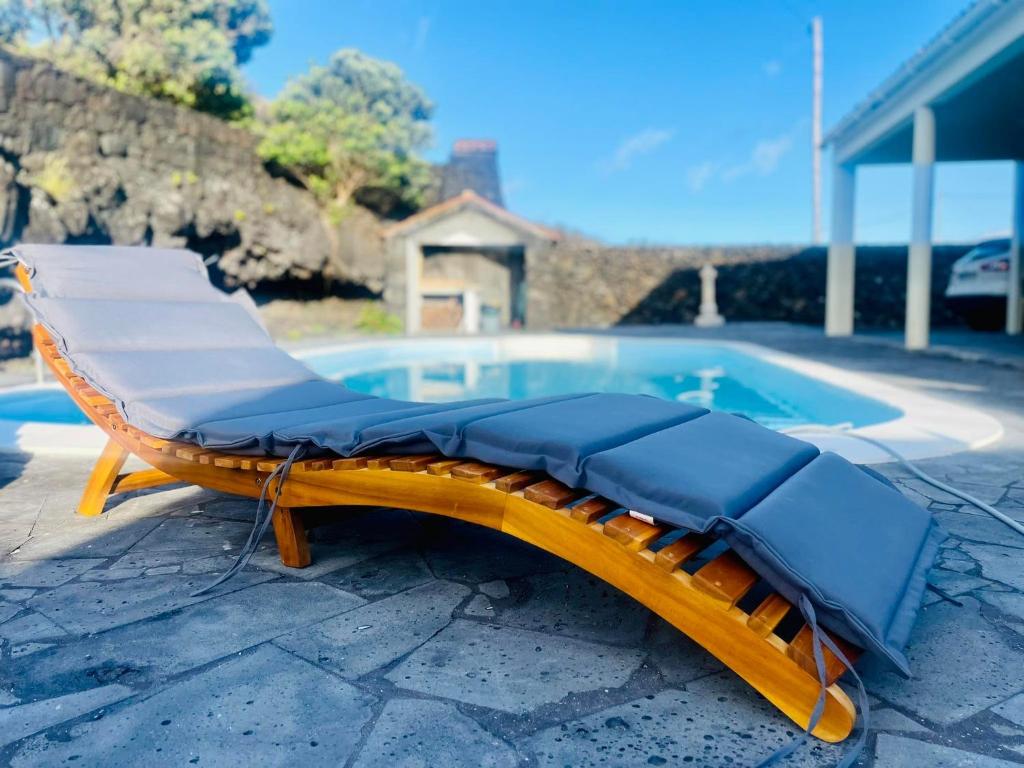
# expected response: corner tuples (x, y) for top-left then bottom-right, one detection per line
(244, 0), (1013, 245)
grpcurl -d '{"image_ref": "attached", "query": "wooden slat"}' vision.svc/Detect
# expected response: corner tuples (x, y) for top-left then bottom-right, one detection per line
(692, 551), (759, 606)
(570, 497), (617, 524)
(366, 456), (401, 470)
(198, 452), (226, 465)
(175, 445), (207, 462)
(427, 459), (462, 476)
(213, 456), (242, 469)
(523, 479), (584, 509)
(390, 455), (439, 472)
(451, 462), (506, 484)
(256, 458), (284, 472)
(139, 434), (171, 451)
(494, 471), (541, 493)
(653, 533), (713, 572)
(747, 594), (792, 638)
(332, 457), (367, 470)
(787, 626), (861, 687)
(602, 514), (666, 551)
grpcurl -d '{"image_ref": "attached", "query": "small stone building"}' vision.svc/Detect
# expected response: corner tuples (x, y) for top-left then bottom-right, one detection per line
(384, 141), (560, 333)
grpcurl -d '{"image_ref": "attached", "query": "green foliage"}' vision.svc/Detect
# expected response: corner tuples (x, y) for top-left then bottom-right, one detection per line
(257, 49), (433, 214)
(32, 154), (75, 202)
(355, 303), (403, 335)
(1, 0), (272, 120)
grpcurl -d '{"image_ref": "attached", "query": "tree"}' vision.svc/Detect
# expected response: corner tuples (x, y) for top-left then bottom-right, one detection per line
(258, 49), (433, 215)
(0, 0), (272, 120)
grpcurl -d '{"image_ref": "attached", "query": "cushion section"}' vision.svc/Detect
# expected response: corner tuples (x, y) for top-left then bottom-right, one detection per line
(582, 411), (820, 529)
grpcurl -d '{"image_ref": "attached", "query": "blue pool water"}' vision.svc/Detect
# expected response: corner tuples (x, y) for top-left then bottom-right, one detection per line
(0, 338), (902, 430)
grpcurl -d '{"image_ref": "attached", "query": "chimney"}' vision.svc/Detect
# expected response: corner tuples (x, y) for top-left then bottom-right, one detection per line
(439, 139), (504, 207)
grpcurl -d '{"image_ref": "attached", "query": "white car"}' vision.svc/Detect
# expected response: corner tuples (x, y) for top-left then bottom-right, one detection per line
(945, 238), (1012, 330)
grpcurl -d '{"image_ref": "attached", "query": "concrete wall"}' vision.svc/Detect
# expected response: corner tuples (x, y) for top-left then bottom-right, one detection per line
(527, 243), (972, 329)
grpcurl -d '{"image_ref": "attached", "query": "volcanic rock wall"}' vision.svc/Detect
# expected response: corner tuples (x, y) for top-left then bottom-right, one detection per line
(527, 243), (971, 330)
(0, 48), (333, 287)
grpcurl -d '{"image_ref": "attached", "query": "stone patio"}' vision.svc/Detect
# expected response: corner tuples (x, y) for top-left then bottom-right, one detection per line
(1, 324), (1024, 766)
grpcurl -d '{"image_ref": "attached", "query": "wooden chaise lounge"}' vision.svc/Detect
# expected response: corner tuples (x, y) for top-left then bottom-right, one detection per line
(18, 263), (861, 744)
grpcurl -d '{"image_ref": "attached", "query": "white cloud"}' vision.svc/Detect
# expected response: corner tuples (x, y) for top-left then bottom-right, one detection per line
(686, 130), (795, 192)
(687, 161), (717, 192)
(413, 17), (431, 53)
(762, 59), (782, 77)
(752, 134), (793, 174)
(601, 128), (674, 173)
(722, 133), (794, 181)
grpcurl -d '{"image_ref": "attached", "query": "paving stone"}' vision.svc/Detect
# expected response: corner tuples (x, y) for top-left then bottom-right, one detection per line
(498, 569), (650, 645)
(935, 511), (1024, 550)
(250, 539), (396, 579)
(522, 675), (843, 767)
(994, 692), (1024, 729)
(191, 496), (258, 521)
(422, 519), (562, 583)
(977, 591), (1024, 632)
(464, 593), (494, 618)
(8, 646), (375, 768)
(0, 689), (19, 705)
(0, 684), (131, 748)
(929, 570), (993, 595)
(79, 568), (145, 581)
(901, 479), (1005, 507)
(276, 580), (468, 679)
(861, 598), (1024, 725)
(870, 707), (932, 734)
(26, 571), (273, 635)
(322, 549), (434, 599)
(352, 698), (519, 768)
(386, 619), (644, 714)
(0, 589), (33, 602)
(11, 641), (55, 658)
(0, 523), (32, 551)
(991, 722), (1024, 737)
(0, 557), (104, 587)
(0, 611), (67, 644)
(647, 618), (725, 685)
(479, 579), (511, 600)
(144, 564), (180, 575)
(873, 734), (1020, 767)
(129, 516), (254, 555)
(13, 582), (364, 693)
(0, 600), (22, 623)
(7, 516), (165, 559)
(0, 499), (42, 526)
(960, 543), (1024, 591)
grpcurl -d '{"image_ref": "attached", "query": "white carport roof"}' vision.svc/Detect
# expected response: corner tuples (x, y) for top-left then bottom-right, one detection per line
(826, 0), (1024, 165)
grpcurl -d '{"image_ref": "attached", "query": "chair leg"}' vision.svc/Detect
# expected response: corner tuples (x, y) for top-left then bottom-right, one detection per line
(272, 506), (311, 568)
(77, 437), (130, 517)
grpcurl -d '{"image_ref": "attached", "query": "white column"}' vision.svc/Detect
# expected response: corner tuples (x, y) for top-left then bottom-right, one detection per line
(906, 106), (936, 350)
(404, 239), (421, 334)
(1007, 161), (1023, 335)
(825, 161), (856, 336)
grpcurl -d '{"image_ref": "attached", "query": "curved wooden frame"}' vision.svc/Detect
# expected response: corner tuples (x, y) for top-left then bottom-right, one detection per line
(20, 266), (858, 742)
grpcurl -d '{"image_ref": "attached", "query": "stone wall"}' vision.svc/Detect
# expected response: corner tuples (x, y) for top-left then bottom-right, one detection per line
(526, 243), (972, 330)
(0, 48), (334, 287)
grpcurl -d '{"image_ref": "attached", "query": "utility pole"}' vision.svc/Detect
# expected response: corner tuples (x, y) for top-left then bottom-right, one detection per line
(811, 16), (823, 244)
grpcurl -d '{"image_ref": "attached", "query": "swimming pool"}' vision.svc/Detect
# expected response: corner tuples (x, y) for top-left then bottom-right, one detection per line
(0, 335), (1002, 461)
(307, 337), (900, 430)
